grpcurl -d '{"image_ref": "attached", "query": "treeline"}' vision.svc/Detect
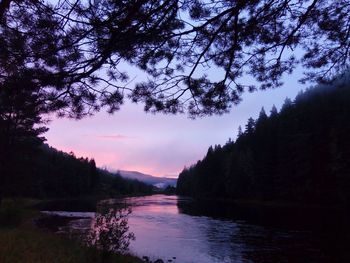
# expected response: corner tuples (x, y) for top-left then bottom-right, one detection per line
(1, 143), (153, 199)
(98, 169), (154, 196)
(10, 144), (99, 198)
(177, 82), (350, 204)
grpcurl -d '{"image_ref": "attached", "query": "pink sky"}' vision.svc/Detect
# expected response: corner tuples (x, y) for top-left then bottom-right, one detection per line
(45, 72), (305, 178)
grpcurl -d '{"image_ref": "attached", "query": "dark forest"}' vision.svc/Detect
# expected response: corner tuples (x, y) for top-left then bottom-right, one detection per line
(177, 81), (350, 205)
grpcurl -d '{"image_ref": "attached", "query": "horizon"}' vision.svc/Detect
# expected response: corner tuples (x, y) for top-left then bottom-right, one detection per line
(45, 68), (306, 178)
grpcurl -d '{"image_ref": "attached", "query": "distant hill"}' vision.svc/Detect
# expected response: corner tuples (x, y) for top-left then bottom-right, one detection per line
(116, 170), (177, 188)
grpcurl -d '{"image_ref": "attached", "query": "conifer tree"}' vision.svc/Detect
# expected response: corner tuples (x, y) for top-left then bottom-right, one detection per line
(270, 105), (278, 117)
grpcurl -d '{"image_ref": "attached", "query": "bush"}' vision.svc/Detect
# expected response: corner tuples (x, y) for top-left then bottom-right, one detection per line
(86, 206), (135, 255)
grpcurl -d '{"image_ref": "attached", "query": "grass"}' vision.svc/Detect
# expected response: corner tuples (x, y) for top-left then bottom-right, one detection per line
(0, 199), (143, 263)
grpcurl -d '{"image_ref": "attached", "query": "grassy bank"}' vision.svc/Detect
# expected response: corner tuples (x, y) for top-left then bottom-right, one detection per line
(0, 199), (143, 263)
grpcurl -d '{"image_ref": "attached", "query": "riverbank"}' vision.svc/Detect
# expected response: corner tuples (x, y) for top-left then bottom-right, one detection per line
(0, 199), (143, 263)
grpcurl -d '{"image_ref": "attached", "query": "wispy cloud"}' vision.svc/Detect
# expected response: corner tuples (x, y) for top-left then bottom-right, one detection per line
(83, 134), (134, 140)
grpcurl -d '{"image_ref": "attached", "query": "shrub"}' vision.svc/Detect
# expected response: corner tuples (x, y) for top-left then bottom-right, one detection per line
(87, 206), (135, 255)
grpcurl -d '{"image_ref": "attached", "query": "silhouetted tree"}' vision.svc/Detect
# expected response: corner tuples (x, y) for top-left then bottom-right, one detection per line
(237, 125), (243, 138)
(245, 118), (256, 134)
(281, 98), (293, 112)
(89, 159), (99, 190)
(270, 105), (278, 117)
(130, 0), (350, 116)
(0, 0), (181, 118)
(0, 74), (48, 203)
(256, 108), (268, 129)
(258, 108), (267, 121)
(1, 0), (349, 117)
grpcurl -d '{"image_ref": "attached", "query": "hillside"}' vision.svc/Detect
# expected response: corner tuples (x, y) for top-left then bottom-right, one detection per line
(177, 81), (350, 204)
(117, 170), (177, 188)
(1, 144), (153, 199)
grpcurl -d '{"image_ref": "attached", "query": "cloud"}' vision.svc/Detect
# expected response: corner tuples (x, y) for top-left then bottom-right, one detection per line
(84, 134), (133, 140)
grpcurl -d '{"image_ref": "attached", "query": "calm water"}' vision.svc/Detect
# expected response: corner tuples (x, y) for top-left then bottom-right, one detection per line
(38, 195), (350, 263)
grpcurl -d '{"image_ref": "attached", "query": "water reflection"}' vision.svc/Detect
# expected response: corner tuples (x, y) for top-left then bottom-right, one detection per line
(125, 195), (344, 263)
(38, 195), (349, 263)
(177, 196), (350, 263)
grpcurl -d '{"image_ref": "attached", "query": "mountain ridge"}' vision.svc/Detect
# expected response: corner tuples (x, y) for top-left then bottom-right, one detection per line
(114, 169), (177, 188)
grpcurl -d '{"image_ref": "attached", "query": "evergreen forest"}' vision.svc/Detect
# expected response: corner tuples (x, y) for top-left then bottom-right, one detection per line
(177, 82), (350, 205)
(0, 143), (153, 199)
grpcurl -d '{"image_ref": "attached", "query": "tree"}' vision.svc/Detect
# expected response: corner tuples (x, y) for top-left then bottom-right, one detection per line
(130, 0), (350, 116)
(237, 125), (243, 138)
(1, 0), (181, 118)
(0, 74), (48, 202)
(270, 105), (278, 117)
(0, 0), (349, 118)
(257, 107), (268, 123)
(89, 159), (99, 190)
(245, 117), (256, 134)
(281, 98), (293, 112)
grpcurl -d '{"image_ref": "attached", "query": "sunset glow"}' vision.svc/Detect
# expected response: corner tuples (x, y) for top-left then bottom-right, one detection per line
(46, 72), (305, 177)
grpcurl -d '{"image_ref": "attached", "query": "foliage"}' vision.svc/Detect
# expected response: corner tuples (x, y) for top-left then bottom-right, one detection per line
(163, 185), (176, 195)
(0, 0), (181, 118)
(87, 207), (135, 255)
(177, 81), (350, 204)
(0, 144), (99, 198)
(0, 74), (48, 201)
(99, 170), (154, 197)
(0, 202), (142, 263)
(0, 0), (349, 117)
(0, 142), (153, 199)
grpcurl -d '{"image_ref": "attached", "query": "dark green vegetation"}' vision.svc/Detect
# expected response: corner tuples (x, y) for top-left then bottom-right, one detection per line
(0, 199), (142, 263)
(0, 142), (153, 200)
(99, 169), (154, 197)
(87, 207), (135, 255)
(177, 82), (350, 204)
(2, 143), (98, 198)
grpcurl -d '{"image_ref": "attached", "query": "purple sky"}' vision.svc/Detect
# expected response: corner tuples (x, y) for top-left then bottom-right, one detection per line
(45, 66), (306, 178)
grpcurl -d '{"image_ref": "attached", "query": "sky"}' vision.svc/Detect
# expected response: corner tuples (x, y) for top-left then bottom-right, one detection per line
(45, 66), (306, 178)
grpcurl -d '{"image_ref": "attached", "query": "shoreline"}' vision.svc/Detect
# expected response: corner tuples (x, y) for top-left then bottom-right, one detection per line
(0, 198), (143, 263)
(178, 194), (349, 210)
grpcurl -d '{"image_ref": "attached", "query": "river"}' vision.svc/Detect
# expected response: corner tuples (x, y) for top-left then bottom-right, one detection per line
(38, 194), (349, 263)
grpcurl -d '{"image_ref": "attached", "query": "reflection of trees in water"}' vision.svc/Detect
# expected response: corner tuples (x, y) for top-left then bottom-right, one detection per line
(201, 218), (244, 262)
(232, 224), (325, 263)
(176, 199), (332, 263)
(86, 206), (135, 255)
(176, 199), (244, 262)
(176, 198), (333, 229)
